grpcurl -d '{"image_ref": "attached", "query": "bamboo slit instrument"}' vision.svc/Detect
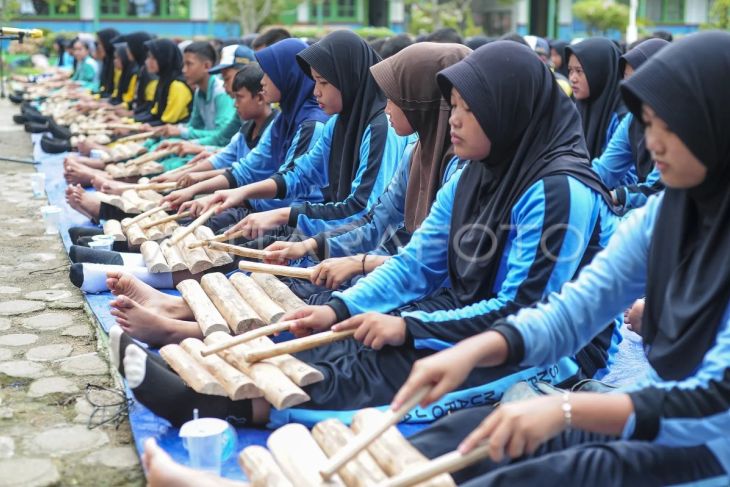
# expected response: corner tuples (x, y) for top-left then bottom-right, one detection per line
(238, 261), (314, 280)
(200, 320), (295, 357)
(169, 204), (221, 245)
(319, 386), (431, 480)
(122, 203), (170, 228)
(378, 443), (490, 487)
(188, 240), (267, 260)
(126, 148), (175, 166)
(139, 211), (190, 230)
(242, 329), (356, 363)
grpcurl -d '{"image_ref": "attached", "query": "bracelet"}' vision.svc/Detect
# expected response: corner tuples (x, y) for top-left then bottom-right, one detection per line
(561, 391), (572, 429)
(361, 253), (368, 275)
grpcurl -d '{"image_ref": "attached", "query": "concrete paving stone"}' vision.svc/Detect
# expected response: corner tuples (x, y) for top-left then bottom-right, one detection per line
(4, 218), (32, 226)
(0, 458), (60, 486)
(58, 353), (108, 376)
(25, 344), (73, 362)
(28, 377), (80, 398)
(48, 299), (84, 310)
(23, 253), (58, 263)
(0, 287), (20, 295)
(0, 408), (12, 419)
(0, 334), (38, 347)
(0, 300), (45, 316)
(0, 318), (10, 331)
(82, 447), (140, 469)
(30, 425), (109, 456)
(0, 360), (48, 379)
(0, 349), (12, 361)
(15, 262), (46, 271)
(20, 312), (74, 331)
(23, 290), (72, 302)
(61, 324), (91, 337)
(0, 437), (14, 459)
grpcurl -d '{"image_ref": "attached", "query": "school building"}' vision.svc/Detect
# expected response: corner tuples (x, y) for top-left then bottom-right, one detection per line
(472, 0), (713, 40)
(10, 0), (404, 37)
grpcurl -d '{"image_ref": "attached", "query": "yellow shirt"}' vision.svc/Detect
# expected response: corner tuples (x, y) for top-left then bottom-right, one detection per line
(150, 79), (191, 124)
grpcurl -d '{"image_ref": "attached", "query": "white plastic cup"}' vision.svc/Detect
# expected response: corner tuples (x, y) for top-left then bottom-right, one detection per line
(89, 239), (113, 252)
(30, 172), (46, 198)
(179, 417), (236, 474)
(40, 205), (62, 235)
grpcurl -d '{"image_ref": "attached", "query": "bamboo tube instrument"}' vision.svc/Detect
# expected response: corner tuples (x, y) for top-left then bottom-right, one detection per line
(319, 386), (431, 480)
(139, 211), (190, 230)
(238, 261), (314, 280)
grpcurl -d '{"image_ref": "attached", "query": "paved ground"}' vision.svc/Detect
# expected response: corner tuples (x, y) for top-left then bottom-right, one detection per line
(0, 98), (144, 486)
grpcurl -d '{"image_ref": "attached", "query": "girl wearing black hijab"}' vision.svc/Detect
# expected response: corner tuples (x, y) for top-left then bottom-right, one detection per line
(139, 38), (192, 125)
(122, 31), (158, 115)
(592, 38), (669, 212)
(566, 38), (627, 159)
(109, 42), (138, 107)
(95, 28), (120, 97)
(393, 30), (730, 487)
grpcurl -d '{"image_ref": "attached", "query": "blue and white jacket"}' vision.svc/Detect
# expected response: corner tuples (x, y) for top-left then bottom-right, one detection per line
(493, 193), (730, 475)
(592, 113), (664, 212)
(269, 115), (411, 236)
(312, 143), (463, 260)
(210, 112), (278, 170)
(224, 118), (327, 212)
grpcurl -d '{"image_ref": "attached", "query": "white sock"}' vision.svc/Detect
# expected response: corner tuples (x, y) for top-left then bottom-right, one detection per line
(73, 263), (174, 293)
(123, 344), (147, 388)
(119, 252), (147, 267)
(109, 325), (123, 372)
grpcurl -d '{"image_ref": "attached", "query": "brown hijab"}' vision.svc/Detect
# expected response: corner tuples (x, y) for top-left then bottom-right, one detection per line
(370, 42), (471, 232)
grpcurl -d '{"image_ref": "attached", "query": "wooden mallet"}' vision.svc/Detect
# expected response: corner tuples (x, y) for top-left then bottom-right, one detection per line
(242, 330), (357, 363)
(121, 203), (170, 229)
(319, 386), (432, 480)
(238, 261), (314, 280)
(169, 204), (222, 245)
(199, 320), (296, 357)
(188, 240), (268, 260)
(139, 210), (190, 230)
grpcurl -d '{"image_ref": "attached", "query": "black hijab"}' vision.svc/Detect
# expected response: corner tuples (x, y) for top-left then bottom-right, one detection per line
(438, 41), (614, 304)
(144, 38), (190, 121)
(112, 42), (138, 105)
(96, 28), (121, 97)
(566, 38), (626, 159)
(54, 36), (68, 67)
(296, 30), (386, 202)
(622, 31), (730, 380)
(549, 40), (569, 77)
(124, 32), (156, 110)
(620, 38), (669, 180)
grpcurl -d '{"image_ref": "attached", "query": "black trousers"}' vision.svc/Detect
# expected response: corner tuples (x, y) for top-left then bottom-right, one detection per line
(409, 406), (726, 486)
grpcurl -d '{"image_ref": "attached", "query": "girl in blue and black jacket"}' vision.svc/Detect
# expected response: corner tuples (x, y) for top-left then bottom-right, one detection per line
(395, 31), (730, 487)
(261, 42), (471, 300)
(111, 41), (623, 430)
(195, 30), (409, 243)
(592, 38), (668, 213)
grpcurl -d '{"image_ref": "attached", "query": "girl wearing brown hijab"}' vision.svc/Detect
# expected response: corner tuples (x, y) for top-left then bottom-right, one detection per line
(263, 42), (471, 297)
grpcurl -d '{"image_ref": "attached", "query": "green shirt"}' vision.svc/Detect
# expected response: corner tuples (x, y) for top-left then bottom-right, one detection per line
(70, 56), (99, 92)
(180, 74), (236, 141)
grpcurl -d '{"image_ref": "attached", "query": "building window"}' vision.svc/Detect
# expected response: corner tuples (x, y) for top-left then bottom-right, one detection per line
(645, 0), (685, 22)
(99, 0), (190, 19)
(19, 0), (79, 17)
(309, 0), (360, 21)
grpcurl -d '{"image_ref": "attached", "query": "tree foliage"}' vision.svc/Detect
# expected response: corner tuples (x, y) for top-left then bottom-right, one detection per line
(407, 0), (481, 36)
(573, 0), (630, 35)
(216, 0), (283, 35)
(707, 0), (730, 29)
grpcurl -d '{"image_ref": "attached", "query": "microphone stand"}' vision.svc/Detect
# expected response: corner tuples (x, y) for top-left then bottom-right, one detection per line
(0, 32), (25, 99)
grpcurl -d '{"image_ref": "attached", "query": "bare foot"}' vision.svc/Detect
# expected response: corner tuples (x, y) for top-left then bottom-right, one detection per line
(110, 295), (201, 346)
(106, 270), (192, 320)
(143, 438), (246, 487)
(66, 185), (101, 221)
(64, 160), (105, 186)
(96, 178), (133, 195)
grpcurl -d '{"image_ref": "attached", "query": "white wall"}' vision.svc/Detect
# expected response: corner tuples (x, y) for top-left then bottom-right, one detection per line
(685, 0), (709, 23)
(190, 0), (211, 21)
(80, 0), (94, 20)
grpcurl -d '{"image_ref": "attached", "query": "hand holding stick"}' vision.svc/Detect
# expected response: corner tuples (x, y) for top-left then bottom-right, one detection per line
(200, 320), (295, 357)
(238, 261), (314, 280)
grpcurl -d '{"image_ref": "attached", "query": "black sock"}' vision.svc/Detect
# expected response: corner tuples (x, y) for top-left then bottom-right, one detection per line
(128, 349), (253, 428)
(68, 226), (103, 245)
(69, 245), (124, 265)
(115, 330), (170, 377)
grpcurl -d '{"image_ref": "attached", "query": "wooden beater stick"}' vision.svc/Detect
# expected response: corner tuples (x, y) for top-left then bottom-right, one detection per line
(132, 181), (178, 192)
(319, 386), (431, 480)
(187, 240), (267, 260)
(238, 261), (314, 280)
(200, 320), (295, 357)
(169, 204), (221, 245)
(121, 203), (169, 229)
(379, 443), (490, 487)
(114, 131), (155, 144)
(139, 211), (190, 230)
(242, 330), (356, 363)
